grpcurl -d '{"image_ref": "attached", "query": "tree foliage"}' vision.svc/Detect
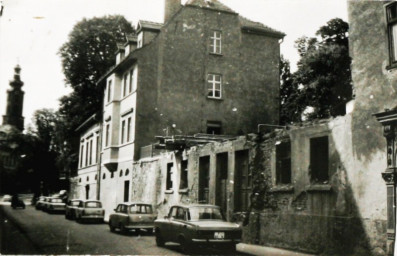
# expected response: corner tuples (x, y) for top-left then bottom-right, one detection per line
(280, 18), (352, 124)
(58, 15), (134, 128)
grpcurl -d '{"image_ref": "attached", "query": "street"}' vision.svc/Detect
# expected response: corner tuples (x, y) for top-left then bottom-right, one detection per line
(0, 204), (246, 255)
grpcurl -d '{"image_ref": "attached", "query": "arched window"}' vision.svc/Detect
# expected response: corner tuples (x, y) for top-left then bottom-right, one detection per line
(95, 174), (97, 180)
(79, 178), (82, 183)
(103, 173), (106, 180)
(125, 169), (129, 176)
(86, 176), (89, 181)
(120, 170), (123, 177)
(111, 172), (114, 178)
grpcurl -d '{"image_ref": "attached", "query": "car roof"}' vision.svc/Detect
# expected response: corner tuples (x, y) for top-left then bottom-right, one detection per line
(119, 202), (152, 206)
(172, 204), (220, 209)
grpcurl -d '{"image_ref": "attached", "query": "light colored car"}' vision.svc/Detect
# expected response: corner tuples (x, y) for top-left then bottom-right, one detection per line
(75, 200), (105, 223)
(154, 204), (242, 253)
(41, 197), (52, 211)
(65, 199), (83, 220)
(109, 202), (156, 234)
(35, 196), (46, 210)
(47, 197), (66, 213)
(0, 194), (12, 205)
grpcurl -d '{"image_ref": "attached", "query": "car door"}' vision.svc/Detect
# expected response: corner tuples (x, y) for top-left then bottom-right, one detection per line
(112, 204), (122, 225)
(163, 206), (178, 242)
(119, 204), (129, 226)
(174, 207), (188, 240)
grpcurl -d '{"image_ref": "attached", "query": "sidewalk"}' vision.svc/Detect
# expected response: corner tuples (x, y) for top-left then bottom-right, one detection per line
(237, 243), (316, 256)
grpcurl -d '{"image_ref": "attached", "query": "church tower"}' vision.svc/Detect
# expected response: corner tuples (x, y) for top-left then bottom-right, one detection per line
(2, 65), (25, 131)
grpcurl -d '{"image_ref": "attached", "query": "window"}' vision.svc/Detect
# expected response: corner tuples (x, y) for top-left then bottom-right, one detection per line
(180, 160), (188, 190)
(206, 121), (222, 135)
(85, 140), (89, 166)
(127, 117), (132, 142)
(276, 141), (291, 184)
(105, 123), (110, 147)
(95, 135), (99, 163)
(234, 150), (250, 212)
(129, 69), (134, 93)
(310, 136), (329, 183)
(166, 163), (173, 190)
(210, 30), (222, 54)
(79, 144), (84, 168)
(107, 80), (112, 103)
(103, 173), (106, 180)
(123, 73), (128, 97)
(121, 120), (126, 144)
(387, 2), (397, 66)
(88, 139), (93, 165)
(207, 74), (222, 98)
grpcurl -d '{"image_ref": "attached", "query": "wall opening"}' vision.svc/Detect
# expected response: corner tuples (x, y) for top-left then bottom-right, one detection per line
(199, 156), (210, 203)
(276, 141), (291, 184)
(310, 136), (329, 183)
(180, 160), (188, 190)
(234, 150), (250, 212)
(206, 121), (222, 135)
(166, 163), (174, 190)
(216, 152), (228, 210)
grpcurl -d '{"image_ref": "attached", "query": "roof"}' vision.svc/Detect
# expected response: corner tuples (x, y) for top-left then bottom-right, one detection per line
(239, 16), (285, 38)
(118, 202), (152, 206)
(173, 204), (220, 208)
(137, 20), (163, 32)
(186, 0), (236, 14)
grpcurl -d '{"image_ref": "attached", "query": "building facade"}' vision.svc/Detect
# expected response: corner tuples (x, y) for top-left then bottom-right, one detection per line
(89, 0), (284, 220)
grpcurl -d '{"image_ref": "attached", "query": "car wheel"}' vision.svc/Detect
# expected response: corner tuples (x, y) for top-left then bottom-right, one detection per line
(146, 228), (153, 235)
(155, 229), (165, 247)
(179, 236), (192, 254)
(109, 221), (115, 232)
(119, 223), (127, 234)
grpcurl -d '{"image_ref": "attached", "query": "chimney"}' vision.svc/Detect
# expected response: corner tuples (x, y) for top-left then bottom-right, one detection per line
(164, 0), (181, 23)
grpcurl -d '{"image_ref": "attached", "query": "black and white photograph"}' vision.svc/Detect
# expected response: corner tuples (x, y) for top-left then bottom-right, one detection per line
(0, 0), (395, 255)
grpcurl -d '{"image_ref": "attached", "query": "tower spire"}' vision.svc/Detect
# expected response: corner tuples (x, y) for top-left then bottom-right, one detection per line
(2, 65), (25, 131)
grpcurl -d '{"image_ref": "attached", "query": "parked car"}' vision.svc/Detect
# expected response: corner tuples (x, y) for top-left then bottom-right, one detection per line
(65, 199), (83, 220)
(35, 196), (46, 210)
(0, 194), (12, 205)
(47, 197), (66, 213)
(41, 197), (52, 211)
(109, 202), (156, 234)
(75, 200), (105, 223)
(154, 204), (241, 253)
(11, 194), (25, 209)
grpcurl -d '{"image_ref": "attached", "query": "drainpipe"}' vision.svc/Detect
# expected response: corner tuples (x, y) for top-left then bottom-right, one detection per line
(96, 114), (103, 200)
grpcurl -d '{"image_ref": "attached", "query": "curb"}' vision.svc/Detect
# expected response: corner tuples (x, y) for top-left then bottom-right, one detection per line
(237, 243), (317, 256)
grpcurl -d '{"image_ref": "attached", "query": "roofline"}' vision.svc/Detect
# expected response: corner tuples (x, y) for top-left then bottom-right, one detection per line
(185, 4), (238, 16)
(75, 113), (100, 133)
(241, 27), (285, 38)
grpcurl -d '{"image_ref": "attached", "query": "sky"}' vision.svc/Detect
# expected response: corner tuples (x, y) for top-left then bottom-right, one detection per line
(0, 0), (348, 128)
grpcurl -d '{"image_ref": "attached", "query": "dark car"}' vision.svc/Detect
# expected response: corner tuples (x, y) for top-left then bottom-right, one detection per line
(65, 199), (83, 220)
(154, 204), (241, 253)
(109, 202), (156, 234)
(11, 195), (25, 209)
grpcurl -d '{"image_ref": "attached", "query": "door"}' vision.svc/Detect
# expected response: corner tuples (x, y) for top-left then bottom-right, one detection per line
(124, 180), (130, 202)
(216, 153), (228, 211)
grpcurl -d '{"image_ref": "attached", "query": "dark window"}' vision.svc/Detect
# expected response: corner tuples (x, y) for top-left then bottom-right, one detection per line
(387, 2), (397, 66)
(102, 173), (106, 180)
(121, 120), (126, 144)
(180, 160), (188, 190)
(107, 80), (112, 103)
(310, 136), (329, 183)
(111, 172), (114, 178)
(199, 156), (210, 204)
(207, 121), (222, 135)
(166, 163), (173, 190)
(124, 180), (130, 202)
(276, 141), (291, 184)
(95, 135), (99, 163)
(125, 169), (129, 176)
(80, 144), (84, 168)
(105, 123), (110, 147)
(120, 170), (123, 177)
(234, 150), (250, 212)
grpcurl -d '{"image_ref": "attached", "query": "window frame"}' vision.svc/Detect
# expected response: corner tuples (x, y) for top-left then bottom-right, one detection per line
(207, 73), (222, 99)
(166, 162), (174, 191)
(210, 30), (222, 55)
(386, 2), (397, 69)
(107, 80), (112, 103)
(309, 135), (329, 183)
(275, 141), (292, 185)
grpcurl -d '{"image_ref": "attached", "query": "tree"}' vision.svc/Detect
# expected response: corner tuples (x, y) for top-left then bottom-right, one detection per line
(58, 15), (134, 128)
(280, 18), (352, 123)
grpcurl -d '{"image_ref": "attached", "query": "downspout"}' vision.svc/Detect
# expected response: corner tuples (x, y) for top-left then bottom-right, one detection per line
(96, 114), (104, 200)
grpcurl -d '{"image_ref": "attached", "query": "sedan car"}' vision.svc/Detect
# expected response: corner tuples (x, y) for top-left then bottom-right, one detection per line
(109, 202), (156, 234)
(41, 197), (52, 212)
(154, 204), (241, 253)
(75, 200), (105, 223)
(35, 196), (46, 210)
(65, 199), (83, 220)
(47, 197), (66, 213)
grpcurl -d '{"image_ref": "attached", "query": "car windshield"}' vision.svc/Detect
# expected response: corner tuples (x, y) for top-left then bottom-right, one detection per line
(85, 201), (102, 208)
(130, 204), (153, 214)
(188, 207), (224, 221)
(51, 198), (63, 203)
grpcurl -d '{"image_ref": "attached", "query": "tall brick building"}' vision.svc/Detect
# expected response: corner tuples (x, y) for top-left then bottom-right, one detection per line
(74, 0), (284, 220)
